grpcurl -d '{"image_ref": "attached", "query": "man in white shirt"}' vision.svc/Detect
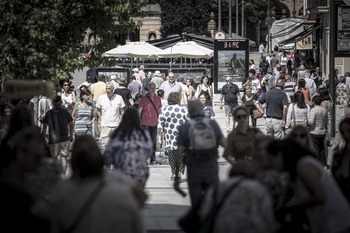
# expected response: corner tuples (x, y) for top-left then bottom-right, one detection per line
(304, 72), (317, 96)
(259, 42), (265, 55)
(96, 82), (125, 147)
(159, 72), (184, 103)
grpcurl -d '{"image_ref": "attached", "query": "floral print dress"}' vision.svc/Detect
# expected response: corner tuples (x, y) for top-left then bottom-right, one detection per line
(336, 83), (349, 106)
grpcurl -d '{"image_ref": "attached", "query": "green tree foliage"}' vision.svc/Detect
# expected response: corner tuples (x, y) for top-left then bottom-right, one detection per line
(0, 0), (148, 80)
(160, 0), (214, 38)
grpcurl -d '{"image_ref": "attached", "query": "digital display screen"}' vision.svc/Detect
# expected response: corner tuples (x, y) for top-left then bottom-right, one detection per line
(214, 40), (249, 93)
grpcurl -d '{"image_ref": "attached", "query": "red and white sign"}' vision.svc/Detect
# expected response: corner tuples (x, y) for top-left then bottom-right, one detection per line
(214, 31), (227, 40)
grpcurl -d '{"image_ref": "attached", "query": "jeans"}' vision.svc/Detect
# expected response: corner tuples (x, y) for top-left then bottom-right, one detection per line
(311, 134), (326, 166)
(143, 125), (157, 162)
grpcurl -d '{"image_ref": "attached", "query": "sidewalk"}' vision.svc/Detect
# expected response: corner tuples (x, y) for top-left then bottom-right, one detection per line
(141, 105), (266, 232)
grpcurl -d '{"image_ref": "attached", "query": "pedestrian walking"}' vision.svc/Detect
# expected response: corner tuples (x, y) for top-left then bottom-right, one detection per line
(259, 80), (288, 140)
(91, 74), (106, 104)
(128, 75), (142, 102)
(186, 78), (195, 101)
(158, 92), (189, 181)
(296, 78), (311, 106)
(175, 99), (226, 207)
(114, 77), (133, 109)
(104, 109), (153, 187)
(50, 135), (143, 233)
(159, 72), (184, 103)
(139, 82), (162, 165)
(96, 82), (125, 147)
(224, 106), (263, 163)
(220, 76), (243, 133)
(0, 127), (50, 233)
(332, 117), (350, 202)
(267, 139), (350, 233)
(72, 89), (94, 137)
(199, 94), (215, 120)
(309, 95), (328, 166)
(285, 91), (310, 135)
(151, 71), (164, 90)
(195, 75), (213, 107)
(59, 79), (76, 114)
(336, 76), (350, 106)
(42, 96), (74, 174)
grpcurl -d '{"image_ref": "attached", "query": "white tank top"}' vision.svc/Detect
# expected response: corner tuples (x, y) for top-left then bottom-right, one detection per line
(61, 93), (73, 109)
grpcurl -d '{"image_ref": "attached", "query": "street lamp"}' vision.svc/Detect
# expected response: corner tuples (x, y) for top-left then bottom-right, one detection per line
(267, 0), (271, 52)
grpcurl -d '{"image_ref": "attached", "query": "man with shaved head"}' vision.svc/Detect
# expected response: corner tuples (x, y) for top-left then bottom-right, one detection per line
(96, 82), (125, 147)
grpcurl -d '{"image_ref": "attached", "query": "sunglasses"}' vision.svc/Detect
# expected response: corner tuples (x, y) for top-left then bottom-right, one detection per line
(63, 84), (69, 86)
(169, 76), (174, 78)
(236, 114), (248, 119)
(226, 80), (231, 82)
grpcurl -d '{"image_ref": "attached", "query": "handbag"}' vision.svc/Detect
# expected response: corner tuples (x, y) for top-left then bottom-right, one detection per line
(253, 109), (263, 119)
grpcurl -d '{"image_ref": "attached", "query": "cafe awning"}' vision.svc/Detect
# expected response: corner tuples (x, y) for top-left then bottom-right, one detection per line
(278, 25), (321, 46)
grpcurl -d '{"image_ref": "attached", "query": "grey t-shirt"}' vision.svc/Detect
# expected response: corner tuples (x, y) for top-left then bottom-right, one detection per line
(128, 81), (141, 99)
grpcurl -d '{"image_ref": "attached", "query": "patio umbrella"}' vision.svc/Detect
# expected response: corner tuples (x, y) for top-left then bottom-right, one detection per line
(157, 41), (213, 68)
(157, 41), (213, 59)
(102, 41), (164, 67)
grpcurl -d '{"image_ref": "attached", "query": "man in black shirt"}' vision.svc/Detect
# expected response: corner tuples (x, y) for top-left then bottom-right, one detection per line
(220, 77), (243, 133)
(259, 80), (288, 140)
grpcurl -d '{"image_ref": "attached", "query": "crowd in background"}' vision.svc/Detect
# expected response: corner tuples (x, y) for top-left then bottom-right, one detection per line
(0, 47), (350, 233)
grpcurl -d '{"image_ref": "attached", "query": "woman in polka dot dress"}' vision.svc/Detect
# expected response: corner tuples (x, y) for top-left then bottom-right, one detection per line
(158, 92), (189, 181)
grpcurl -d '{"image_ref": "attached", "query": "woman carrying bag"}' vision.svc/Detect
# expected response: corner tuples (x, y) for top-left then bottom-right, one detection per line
(285, 91), (310, 135)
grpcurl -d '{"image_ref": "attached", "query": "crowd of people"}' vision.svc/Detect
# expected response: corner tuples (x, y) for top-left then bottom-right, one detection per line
(0, 51), (350, 233)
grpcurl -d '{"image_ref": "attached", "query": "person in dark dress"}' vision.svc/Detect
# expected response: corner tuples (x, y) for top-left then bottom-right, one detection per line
(114, 77), (133, 109)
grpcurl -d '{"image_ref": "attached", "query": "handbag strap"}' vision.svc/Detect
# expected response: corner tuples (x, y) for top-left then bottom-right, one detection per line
(146, 94), (159, 118)
(63, 181), (105, 233)
(292, 104), (296, 126)
(214, 178), (244, 211)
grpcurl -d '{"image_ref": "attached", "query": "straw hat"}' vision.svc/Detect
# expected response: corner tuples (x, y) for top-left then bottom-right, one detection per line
(299, 65), (305, 70)
(117, 77), (126, 85)
(154, 71), (161, 77)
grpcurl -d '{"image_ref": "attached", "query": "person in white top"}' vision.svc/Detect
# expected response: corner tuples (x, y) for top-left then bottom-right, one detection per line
(60, 79), (76, 114)
(285, 91), (310, 134)
(96, 82), (125, 147)
(110, 76), (119, 90)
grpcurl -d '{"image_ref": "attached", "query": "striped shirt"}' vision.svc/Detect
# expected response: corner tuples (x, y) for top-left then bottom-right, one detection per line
(309, 105), (328, 135)
(284, 81), (296, 97)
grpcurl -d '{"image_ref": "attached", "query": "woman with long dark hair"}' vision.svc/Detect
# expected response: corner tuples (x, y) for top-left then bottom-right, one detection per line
(104, 108), (153, 187)
(267, 138), (350, 233)
(285, 91), (310, 135)
(59, 79), (76, 114)
(195, 75), (213, 107)
(296, 79), (311, 105)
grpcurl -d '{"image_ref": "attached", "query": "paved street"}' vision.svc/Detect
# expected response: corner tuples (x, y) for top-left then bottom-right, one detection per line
(69, 53), (266, 232)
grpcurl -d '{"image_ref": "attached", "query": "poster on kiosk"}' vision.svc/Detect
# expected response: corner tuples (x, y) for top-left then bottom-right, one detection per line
(213, 39), (249, 94)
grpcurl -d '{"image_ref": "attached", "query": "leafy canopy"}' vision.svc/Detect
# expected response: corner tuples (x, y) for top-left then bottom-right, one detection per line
(0, 0), (148, 80)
